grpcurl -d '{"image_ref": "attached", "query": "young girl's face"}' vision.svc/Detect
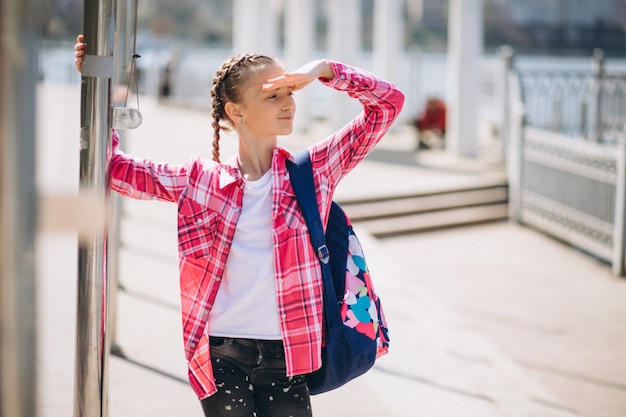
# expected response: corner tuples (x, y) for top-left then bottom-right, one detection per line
(237, 63), (296, 138)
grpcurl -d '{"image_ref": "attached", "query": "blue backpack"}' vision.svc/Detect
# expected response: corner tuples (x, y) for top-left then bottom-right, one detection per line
(286, 150), (390, 395)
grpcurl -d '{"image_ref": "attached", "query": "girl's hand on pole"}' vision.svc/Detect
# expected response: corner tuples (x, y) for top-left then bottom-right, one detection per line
(263, 59), (334, 92)
(74, 34), (86, 73)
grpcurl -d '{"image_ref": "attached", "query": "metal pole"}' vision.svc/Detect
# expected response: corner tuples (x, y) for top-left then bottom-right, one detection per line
(580, 100), (588, 137)
(0, 0), (40, 415)
(612, 138), (626, 276)
(75, 0), (115, 416)
(109, 0), (143, 359)
(499, 45), (514, 159)
(551, 93), (562, 133)
(592, 48), (605, 142)
(507, 70), (525, 223)
(108, 0), (128, 360)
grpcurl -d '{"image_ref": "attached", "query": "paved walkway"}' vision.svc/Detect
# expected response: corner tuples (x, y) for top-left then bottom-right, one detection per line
(36, 83), (625, 417)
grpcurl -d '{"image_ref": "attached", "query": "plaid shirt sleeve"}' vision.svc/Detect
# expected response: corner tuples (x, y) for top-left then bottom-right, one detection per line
(108, 131), (198, 202)
(309, 61), (405, 221)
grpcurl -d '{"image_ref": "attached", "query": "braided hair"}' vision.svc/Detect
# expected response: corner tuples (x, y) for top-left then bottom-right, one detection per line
(209, 53), (277, 162)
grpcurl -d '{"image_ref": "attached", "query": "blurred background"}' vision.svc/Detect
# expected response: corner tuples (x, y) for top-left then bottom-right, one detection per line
(39, 0), (626, 119)
(41, 0), (626, 54)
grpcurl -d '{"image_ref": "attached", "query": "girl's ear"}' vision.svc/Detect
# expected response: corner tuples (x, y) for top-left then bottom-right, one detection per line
(224, 102), (242, 123)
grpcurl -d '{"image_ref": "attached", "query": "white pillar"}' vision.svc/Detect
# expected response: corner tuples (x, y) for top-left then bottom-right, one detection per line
(233, 0), (279, 55)
(446, 0), (483, 157)
(373, 0), (402, 85)
(373, 0), (403, 128)
(327, 0), (361, 130)
(285, 0), (315, 132)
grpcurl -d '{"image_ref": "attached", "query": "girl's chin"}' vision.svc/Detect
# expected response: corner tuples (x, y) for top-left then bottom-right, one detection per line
(278, 125), (294, 135)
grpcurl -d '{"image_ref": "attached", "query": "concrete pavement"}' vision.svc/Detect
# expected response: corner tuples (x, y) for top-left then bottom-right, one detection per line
(36, 83), (625, 417)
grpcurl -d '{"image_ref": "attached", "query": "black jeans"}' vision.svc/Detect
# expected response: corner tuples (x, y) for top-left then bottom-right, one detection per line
(200, 337), (312, 417)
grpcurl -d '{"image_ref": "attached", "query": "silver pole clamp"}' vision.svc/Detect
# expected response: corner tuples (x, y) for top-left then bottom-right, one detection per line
(81, 55), (114, 78)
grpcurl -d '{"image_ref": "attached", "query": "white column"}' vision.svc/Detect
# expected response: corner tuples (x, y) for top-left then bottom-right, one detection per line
(446, 0), (483, 157)
(373, 0), (402, 85)
(233, 0), (279, 55)
(285, 0), (314, 132)
(373, 0), (403, 128)
(327, 0), (361, 130)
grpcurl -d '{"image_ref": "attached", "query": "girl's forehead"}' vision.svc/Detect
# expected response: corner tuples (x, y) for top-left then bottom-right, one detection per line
(255, 63), (285, 81)
(242, 64), (285, 96)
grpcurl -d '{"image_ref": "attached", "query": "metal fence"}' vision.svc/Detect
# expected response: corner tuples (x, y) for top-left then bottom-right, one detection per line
(600, 71), (626, 142)
(520, 128), (624, 271)
(507, 49), (626, 276)
(518, 49), (626, 144)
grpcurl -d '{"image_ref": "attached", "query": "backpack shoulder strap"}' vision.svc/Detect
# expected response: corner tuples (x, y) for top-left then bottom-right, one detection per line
(285, 151), (330, 265)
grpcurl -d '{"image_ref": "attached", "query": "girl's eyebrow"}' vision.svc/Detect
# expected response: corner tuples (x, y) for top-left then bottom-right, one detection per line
(264, 85), (292, 94)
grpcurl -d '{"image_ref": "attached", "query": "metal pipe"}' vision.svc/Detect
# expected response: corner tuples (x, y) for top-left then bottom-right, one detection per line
(108, 0), (137, 358)
(580, 100), (588, 137)
(499, 45), (514, 158)
(75, 0), (115, 416)
(0, 0), (40, 416)
(592, 48), (605, 142)
(612, 138), (626, 276)
(507, 70), (525, 223)
(551, 93), (562, 132)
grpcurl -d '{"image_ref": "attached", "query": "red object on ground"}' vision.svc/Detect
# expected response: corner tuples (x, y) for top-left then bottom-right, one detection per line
(416, 98), (446, 135)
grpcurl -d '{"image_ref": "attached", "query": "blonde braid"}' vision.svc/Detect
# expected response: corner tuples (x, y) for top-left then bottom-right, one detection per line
(210, 90), (224, 162)
(209, 53), (278, 163)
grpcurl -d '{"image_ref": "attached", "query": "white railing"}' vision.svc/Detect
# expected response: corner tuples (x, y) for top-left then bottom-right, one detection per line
(506, 52), (626, 276)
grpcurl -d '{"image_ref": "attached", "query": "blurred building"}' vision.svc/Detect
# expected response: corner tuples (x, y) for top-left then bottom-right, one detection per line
(505, 0), (625, 26)
(491, 0), (626, 53)
(43, 0), (626, 55)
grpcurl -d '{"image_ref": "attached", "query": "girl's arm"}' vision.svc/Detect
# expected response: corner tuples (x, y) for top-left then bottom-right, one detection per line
(263, 59), (335, 92)
(309, 61), (405, 188)
(109, 131), (190, 203)
(74, 37), (189, 203)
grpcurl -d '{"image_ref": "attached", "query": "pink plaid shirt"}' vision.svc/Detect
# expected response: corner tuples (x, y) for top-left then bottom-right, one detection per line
(109, 61), (404, 399)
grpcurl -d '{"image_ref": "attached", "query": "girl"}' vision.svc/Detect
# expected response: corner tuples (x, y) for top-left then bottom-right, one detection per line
(75, 35), (404, 417)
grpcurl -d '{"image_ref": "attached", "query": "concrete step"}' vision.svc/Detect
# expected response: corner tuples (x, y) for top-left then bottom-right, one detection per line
(337, 181), (509, 237)
(356, 203), (509, 238)
(341, 186), (509, 221)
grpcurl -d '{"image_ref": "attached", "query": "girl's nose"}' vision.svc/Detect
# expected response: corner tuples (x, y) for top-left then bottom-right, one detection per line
(283, 97), (295, 112)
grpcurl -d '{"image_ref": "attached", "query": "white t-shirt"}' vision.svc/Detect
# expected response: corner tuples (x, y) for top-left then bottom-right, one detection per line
(208, 169), (282, 339)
